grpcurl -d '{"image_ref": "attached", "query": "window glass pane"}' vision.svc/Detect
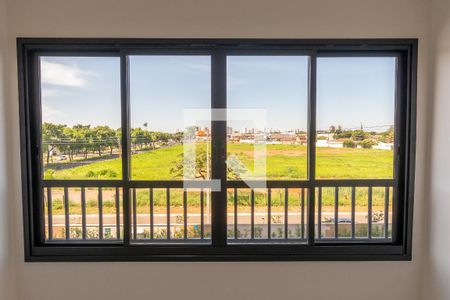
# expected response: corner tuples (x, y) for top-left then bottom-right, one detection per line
(316, 57), (396, 179)
(226, 56), (309, 181)
(129, 56), (211, 180)
(129, 56), (212, 244)
(226, 55), (309, 244)
(40, 56), (121, 180)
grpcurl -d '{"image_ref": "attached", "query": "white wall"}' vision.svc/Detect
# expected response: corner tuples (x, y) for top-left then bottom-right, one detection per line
(422, 0), (450, 299)
(3, 1), (431, 300)
(0, 0), (16, 298)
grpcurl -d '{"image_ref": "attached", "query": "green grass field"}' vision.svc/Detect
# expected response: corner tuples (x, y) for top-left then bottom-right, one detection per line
(44, 144), (394, 214)
(44, 143), (394, 180)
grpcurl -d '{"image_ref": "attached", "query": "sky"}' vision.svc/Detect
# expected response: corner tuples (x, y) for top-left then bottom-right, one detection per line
(40, 55), (396, 132)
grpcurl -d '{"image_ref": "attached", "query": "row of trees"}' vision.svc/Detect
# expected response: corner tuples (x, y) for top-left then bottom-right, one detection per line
(42, 123), (182, 163)
(329, 125), (394, 143)
(327, 125), (394, 149)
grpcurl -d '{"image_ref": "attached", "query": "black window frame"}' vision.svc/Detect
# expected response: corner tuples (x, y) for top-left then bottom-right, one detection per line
(17, 38), (417, 262)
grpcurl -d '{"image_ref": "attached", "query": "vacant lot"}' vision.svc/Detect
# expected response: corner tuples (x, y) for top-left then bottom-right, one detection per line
(44, 144), (393, 215)
(44, 143), (393, 180)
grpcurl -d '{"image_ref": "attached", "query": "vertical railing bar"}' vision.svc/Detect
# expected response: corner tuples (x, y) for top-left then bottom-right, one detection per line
(284, 188), (289, 239)
(368, 186), (373, 239)
(63, 187), (70, 240)
(318, 187), (322, 240)
(149, 188), (154, 240)
(183, 190), (188, 239)
(391, 185), (399, 243)
(250, 190), (255, 239)
(47, 187), (53, 240)
(391, 186), (395, 240)
(334, 186), (339, 240)
(98, 187), (103, 240)
(200, 189), (204, 239)
(132, 188), (137, 240)
(301, 188), (305, 240)
(351, 186), (356, 239)
(234, 188), (238, 239)
(385, 186), (389, 238)
(166, 188), (171, 239)
(268, 188), (272, 240)
(81, 187), (87, 240)
(115, 187), (120, 240)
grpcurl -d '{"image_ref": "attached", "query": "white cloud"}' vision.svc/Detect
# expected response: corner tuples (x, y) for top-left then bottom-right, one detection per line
(41, 60), (93, 87)
(41, 88), (60, 98)
(42, 104), (67, 121)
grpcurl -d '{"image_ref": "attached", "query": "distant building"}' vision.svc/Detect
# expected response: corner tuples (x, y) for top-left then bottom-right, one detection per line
(195, 130), (209, 141)
(373, 142), (394, 150)
(316, 140), (344, 148)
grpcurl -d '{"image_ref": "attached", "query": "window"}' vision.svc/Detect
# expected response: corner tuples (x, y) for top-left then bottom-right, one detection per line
(18, 38), (417, 261)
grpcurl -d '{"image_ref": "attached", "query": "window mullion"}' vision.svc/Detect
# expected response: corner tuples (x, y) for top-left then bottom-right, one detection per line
(307, 52), (317, 246)
(120, 52), (131, 246)
(211, 50), (227, 246)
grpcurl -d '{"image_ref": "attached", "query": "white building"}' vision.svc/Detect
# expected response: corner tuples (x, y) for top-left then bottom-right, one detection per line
(373, 142), (394, 150)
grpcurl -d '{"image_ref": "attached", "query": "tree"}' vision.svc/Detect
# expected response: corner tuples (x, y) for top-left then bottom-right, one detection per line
(170, 148), (246, 180)
(351, 130), (366, 141)
(333, 130), (352, 139)
(131, 128), (147, 150)
(379, 126), (395, 143)
(42, 123), (66, 163)
(106, 127), (119, 155)
(157, 132), (170, 145)
(115, 128), (122, 149)
(172, 132), (184, 143)
(184, 126), (198, 141)
(92, 126), (116, 156)
(72, 124), (92, 159)
(61, 126), (76, 161)
(226, 156), (247, 179)
(171, 148), (209, 179)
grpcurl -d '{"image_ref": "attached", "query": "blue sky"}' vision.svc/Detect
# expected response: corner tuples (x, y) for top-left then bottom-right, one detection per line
(40, 55), (396, 132)
(227, 56), (308, 131)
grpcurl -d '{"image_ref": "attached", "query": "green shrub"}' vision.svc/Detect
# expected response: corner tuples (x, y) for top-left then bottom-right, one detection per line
(359, 140), (376, 149)
(85, 169), (118, 178)
(98, 169), (118, 178)
(86, 170), (96, 178)
(343, 140), (356, 148)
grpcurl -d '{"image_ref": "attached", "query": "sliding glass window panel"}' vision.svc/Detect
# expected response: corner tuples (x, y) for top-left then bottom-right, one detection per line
(129, 55), (212, 243)
(316, 57), (396, 179)
(226, 55), (309, 244)
(226, 56), (309, 181)
(40, 56), (121, 180)
(129, 55), (212, 181)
